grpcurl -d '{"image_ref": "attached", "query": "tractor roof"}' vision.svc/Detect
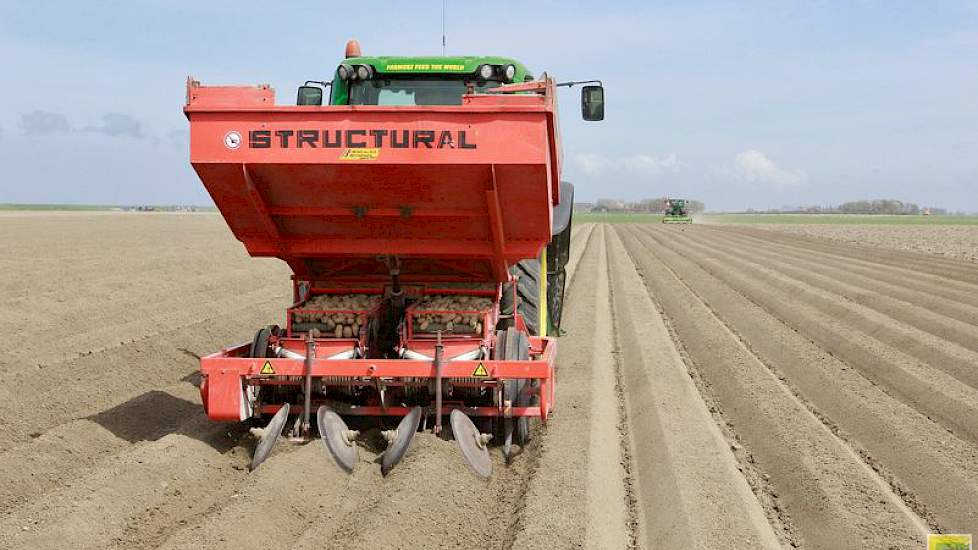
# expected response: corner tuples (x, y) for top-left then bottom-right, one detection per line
(343, 55), (530, 77)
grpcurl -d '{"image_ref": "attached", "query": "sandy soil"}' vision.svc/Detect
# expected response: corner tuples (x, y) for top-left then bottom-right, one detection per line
(2, 213), (977, 549)
(721, 223), (978, 263)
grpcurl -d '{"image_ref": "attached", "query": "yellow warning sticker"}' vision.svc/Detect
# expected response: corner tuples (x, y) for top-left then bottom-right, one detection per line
(928, 534), (972, 550)
(259, 361), (275, 375)
(472, 363), (489, 377)
(339, 147), (380, 160)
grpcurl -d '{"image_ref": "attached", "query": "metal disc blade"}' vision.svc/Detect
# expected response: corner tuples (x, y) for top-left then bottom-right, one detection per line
(317, 406), (358, 474)
(251, 403), (290, 471)
(381, 406), (422, 476)
(451, 409), (492, 478)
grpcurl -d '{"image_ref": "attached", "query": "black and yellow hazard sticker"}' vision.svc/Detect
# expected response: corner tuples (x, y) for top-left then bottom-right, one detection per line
(259, 361), (275, 375)
(472, 363), (489, 377)
(339, 147), (380, 160)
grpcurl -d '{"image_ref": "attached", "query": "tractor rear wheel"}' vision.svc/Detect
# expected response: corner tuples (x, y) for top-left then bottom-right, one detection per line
(499, 260), (541, 336)
(498, 195), (573, 338)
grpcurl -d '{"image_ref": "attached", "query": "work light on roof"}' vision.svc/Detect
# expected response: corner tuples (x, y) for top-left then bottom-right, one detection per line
(477, 64), (494, 80)
(502, 64), (516, 82)
(355, 64), (373, 80)
(337, 64), (353, 80)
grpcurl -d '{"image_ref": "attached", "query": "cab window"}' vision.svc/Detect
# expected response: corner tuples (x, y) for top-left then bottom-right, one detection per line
(349, 78), (500, 106)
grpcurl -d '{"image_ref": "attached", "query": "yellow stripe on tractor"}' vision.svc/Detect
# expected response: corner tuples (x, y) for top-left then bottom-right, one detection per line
(539, 249), (548, 337)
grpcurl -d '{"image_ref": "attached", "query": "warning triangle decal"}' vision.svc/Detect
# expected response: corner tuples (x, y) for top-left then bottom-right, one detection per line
(260, 361), (275, 375)
(472, 363), (489, 377)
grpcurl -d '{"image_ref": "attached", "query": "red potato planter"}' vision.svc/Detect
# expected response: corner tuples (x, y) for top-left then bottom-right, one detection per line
(186, 42), (599, 475)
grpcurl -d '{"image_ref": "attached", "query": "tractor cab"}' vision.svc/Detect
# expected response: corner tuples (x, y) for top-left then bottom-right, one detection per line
(297, 40), (605, 120)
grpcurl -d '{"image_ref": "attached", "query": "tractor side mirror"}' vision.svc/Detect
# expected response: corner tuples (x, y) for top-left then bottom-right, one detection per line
(297, 85), (324, 106)
(581, 85), (604, 121)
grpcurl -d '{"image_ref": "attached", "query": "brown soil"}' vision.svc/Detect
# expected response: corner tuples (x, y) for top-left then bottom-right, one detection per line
(723, 223), (978, 264)
(3, 213), (977, 549)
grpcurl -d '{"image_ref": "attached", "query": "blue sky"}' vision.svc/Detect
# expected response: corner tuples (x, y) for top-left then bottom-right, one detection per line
(1, 1), (975, 211)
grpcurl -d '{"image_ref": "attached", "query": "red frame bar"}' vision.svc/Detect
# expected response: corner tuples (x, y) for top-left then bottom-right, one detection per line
(199, 337), (556, 422)
(259, 404), (543, 417)
(202, 354), (551, 379)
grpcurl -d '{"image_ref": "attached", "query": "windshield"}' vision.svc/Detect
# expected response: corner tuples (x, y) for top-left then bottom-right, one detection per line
(349, 78), (501, 106)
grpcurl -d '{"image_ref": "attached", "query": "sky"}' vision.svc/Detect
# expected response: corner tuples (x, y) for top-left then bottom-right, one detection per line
(0, 1), (975, 212)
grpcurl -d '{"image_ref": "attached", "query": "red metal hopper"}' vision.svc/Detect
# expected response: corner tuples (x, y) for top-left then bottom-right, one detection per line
(185, 78), (562, 284)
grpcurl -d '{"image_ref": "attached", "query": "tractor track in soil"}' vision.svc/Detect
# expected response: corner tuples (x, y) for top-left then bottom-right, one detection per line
(3, 213), (978, 549)
(621, 223), (978, 543)
(636, 226), (978, 445)
(619, 226), (929, 548)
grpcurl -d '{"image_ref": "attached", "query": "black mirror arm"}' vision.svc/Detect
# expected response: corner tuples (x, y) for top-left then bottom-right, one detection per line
(555, 79), (603, 88)
(304, 80), (333, 89)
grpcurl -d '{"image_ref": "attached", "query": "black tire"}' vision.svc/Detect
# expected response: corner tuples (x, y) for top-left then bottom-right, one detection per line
(499, 260), (541, 336)
(546, 224), (570, 335)
(494, 327), (533, 445)
(547, 181), (574, 334)
(249, 327), (272, 358)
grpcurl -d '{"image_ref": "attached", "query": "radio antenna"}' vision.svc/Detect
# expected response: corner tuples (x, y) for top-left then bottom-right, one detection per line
(441, 0), (447, 55)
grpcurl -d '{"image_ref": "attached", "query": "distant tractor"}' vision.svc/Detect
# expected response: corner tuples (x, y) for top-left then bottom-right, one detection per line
(663, 199), (692, 224)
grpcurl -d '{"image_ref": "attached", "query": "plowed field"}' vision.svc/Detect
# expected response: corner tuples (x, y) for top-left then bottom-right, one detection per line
(2, 213), (976, 549)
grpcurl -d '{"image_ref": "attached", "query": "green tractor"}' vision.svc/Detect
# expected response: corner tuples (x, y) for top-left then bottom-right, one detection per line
(663, 198), (693, 224)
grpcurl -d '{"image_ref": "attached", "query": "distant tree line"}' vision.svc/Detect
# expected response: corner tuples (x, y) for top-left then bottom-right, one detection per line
(579, 197), (705, 214)
(122, 205), (206, 212)
(744, 199), (948, 215)
(838, 199), (921, 215)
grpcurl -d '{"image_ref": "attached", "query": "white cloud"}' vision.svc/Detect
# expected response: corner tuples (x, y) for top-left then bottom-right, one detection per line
(573, 152), (683, 176)
(733, 150), (807, 189)
(574, 153), (609, 175)
(82, 113), (145, 139)
(19, 110), (70, 136)
(622, 153), (682, 174)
